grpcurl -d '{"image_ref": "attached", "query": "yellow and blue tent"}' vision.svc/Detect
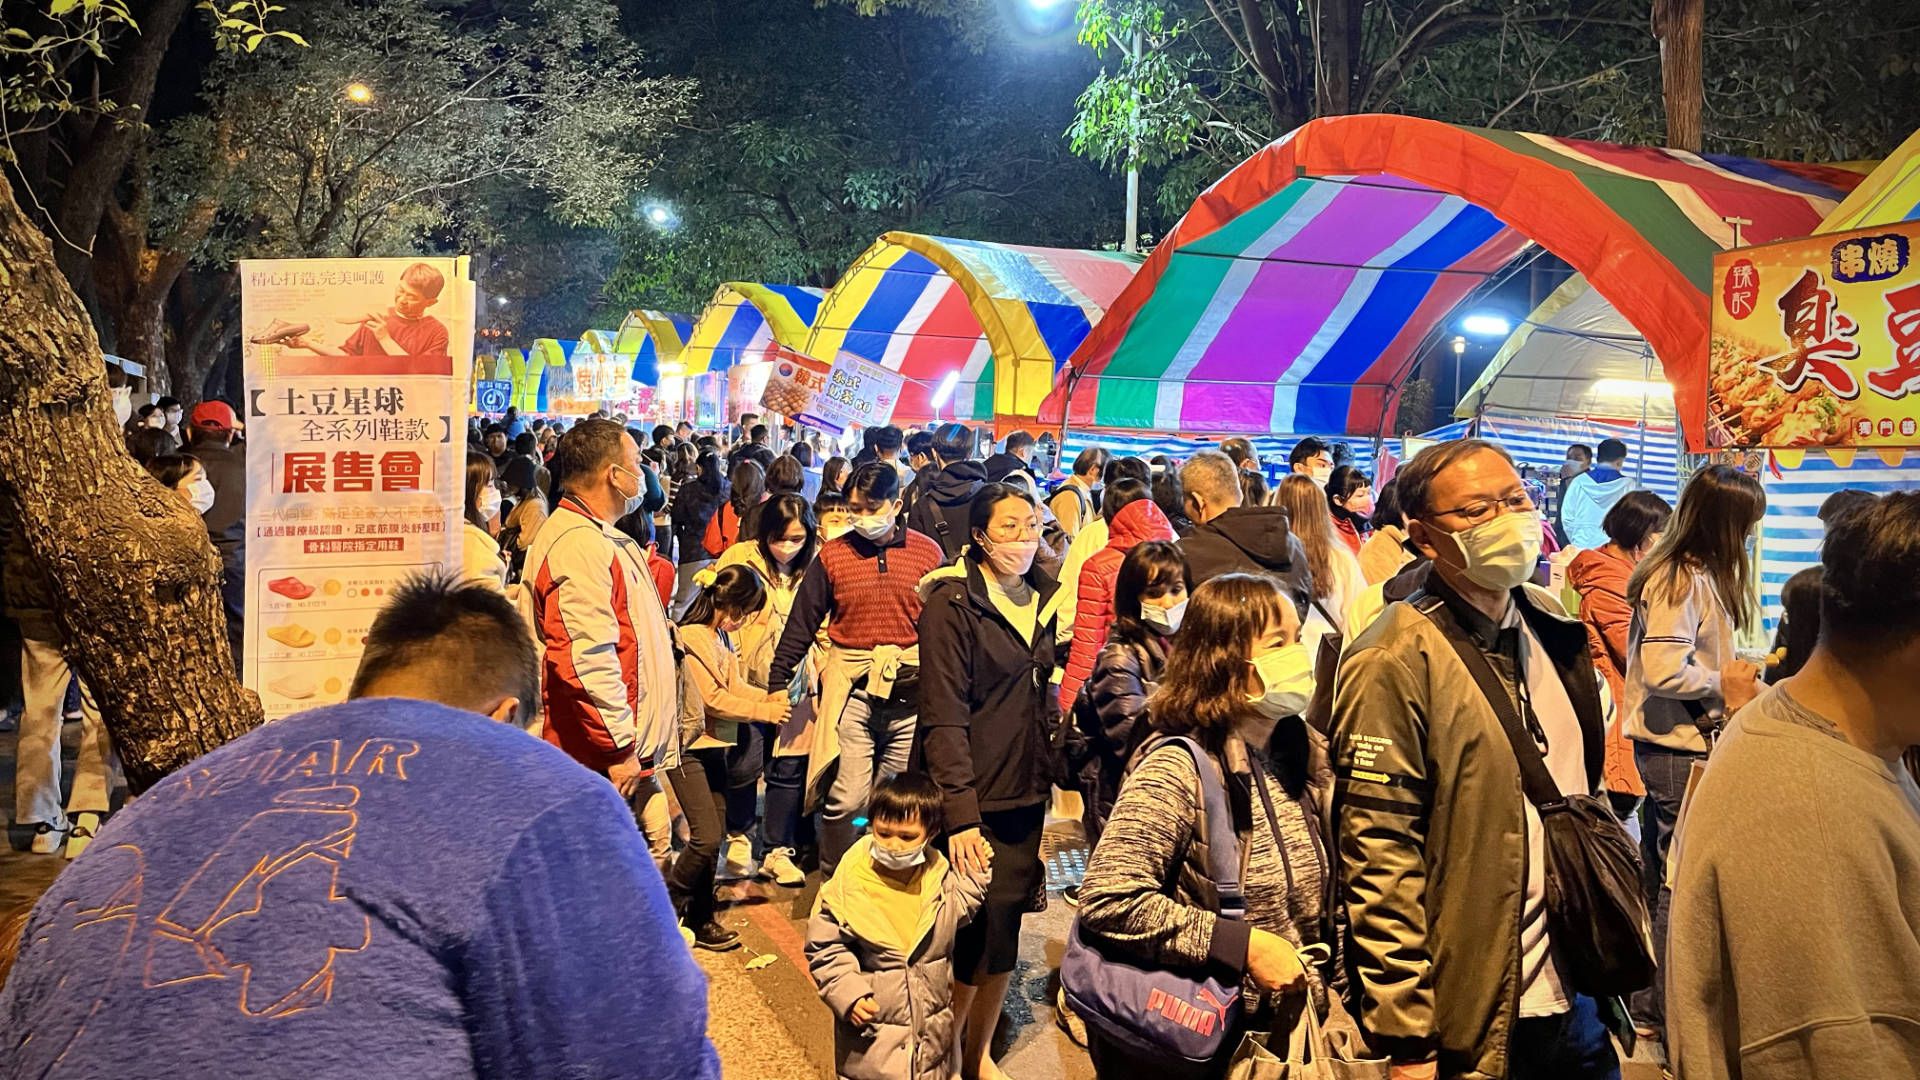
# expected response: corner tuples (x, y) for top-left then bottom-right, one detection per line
(682, 283), (824, 376)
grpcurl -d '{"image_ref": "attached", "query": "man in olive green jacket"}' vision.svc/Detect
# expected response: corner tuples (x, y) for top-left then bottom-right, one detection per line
(1331, 440), (1619, 1080)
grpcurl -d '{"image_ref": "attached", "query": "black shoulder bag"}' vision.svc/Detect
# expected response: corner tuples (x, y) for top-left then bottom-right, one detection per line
(1416, 597), (1655, 998)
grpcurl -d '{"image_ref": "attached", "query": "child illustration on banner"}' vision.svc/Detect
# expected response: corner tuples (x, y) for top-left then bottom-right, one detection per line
(278, 262), (452, 357)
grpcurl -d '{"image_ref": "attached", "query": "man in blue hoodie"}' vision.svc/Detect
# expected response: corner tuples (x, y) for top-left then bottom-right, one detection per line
(1560, 437), (1638, 549)
(0, 573), (719, 1080)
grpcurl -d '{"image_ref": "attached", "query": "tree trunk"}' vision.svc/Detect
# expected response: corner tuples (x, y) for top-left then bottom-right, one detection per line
(1317, 0), (1363, 116)
(1653, 0), (1705, 152)
(1235, 0), (1296, 132)
(0, 174), (262, 793)
(116, 291), (171, 397)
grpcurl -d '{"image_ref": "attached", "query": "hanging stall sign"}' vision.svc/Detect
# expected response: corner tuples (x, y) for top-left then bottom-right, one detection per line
(1710, 221), (1920, 447)
(691, 370), (726, 430)
(727, 360), (776, 426)
(474, 379), (513, 414)
(759, 347), (905, 435)
(239, 256), (474, 718)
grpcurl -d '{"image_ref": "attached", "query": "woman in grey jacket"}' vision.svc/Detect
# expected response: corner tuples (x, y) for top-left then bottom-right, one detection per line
(1077, 573), (1340, 1080)
(1622, 463), (1767, 1039)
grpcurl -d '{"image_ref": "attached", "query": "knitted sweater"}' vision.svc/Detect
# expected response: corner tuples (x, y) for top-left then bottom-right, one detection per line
(768, 527), (946, 688)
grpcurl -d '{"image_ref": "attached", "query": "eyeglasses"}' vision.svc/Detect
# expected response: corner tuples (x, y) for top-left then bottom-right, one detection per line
(988, 523), (1041, 542)
(1429, 491), (1535, 525)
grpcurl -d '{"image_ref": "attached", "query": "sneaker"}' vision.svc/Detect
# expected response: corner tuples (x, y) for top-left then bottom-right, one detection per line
(716, 833), (756, 882)
(64, 812), (101, 860)
(1026, 877), (1050, 913)
(29, 818), (69, 855)
(691, 919), (741, 952)
(1063, 884), (1082, 907)
(759, 847), (806, 887)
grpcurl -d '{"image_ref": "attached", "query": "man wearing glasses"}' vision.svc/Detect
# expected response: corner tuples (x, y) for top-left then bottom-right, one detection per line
(1330, 439), (1623, 1080)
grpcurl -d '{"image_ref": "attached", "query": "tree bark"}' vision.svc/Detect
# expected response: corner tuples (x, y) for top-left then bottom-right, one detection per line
(0, 174), (262, 793)
(1317, 0), (1363, 115)
(1653, 0), (1704, 152)
(1234, 0), (1297, 130)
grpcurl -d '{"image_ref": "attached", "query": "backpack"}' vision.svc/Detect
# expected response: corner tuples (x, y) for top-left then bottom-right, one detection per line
(702, 502), (740, 559)
(1061, 736), (1249, 1065)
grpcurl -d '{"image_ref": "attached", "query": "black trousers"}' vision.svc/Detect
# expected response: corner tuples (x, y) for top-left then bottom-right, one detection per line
(663, 748), (728, 927)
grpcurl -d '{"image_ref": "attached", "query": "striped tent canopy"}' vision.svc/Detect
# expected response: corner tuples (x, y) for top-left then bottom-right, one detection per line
(494, 348), (536, 414)
(682, 283), (824, 377)
(803, 232), (1141, 428)
(1819, 127), (1920, 232)
(1760, 451), (1920, 633)
(614, 309), (694, 386)
(1040, 115), (1864, 449)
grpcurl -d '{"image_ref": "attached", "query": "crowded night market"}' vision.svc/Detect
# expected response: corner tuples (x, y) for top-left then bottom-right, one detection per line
(2, 1), (1919, 1078)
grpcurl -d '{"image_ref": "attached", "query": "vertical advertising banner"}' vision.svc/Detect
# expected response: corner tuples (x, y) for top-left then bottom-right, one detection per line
(240, 257), (475, 717)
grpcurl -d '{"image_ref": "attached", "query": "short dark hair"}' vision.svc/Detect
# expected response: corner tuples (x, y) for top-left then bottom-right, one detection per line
(349, 571), (539, 721)
(814, 489), (850, 517)
(156, 396), (182, 410)
(1004, 431), (1035, 454)
(847, 460), (901, 502)
(554, 418), (628, 494)
(1221, 437), (1255, 466)
(1373, 478), (1404, 529)
(1818, 488), (1878, 526)
(683, 563), (769, 628)
(1602, 490), (1673, 550)
(906, 430), (934, 460)
(1288, 437), (1330, 467)
(1104, 455), (1150, 488)
(765, 454), (805, 497)
(513, 431), (538, 456)
(1597, 438), (1629, 465)
(1820, 492), (1920, 654)
(126, 426), (178, 464)
(1566, 443), (1594, 463)
(652, 424), (673, 444)
(872, 425), (904, 454)
(1112, 540), (1191, 644)
(966, 482), (1036, 563)
(1101, 477), (1152, 524)
(867, 771), (946, 837)
(1073, 447), (1109, 477)
(932, 422), (973, 463)
(790, 442), (815, 468)
(145, 452), (200, 490)
(1395, 438), (1515, 519)
(750, 423), (769, 443)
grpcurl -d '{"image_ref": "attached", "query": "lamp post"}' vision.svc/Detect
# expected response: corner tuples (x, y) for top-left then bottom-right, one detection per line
(1451, 335), (1467, 406)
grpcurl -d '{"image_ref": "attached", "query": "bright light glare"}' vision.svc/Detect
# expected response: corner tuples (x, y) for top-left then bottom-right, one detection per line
(1450, 335), (1467, 355)
(494, 296), (509, 307)
(1460, 313), (1511, 336)
(648, 206), (670, 224)
(1593, 378), (1674, 399)
(344, 82), (374, 104)
(930, 371), (961, 409)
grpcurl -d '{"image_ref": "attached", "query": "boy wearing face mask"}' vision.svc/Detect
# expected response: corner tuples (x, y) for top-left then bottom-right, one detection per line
(771, 463), (946, 877)
(1331, 439), (1619, 1080)
(808, 772), (991, 1080)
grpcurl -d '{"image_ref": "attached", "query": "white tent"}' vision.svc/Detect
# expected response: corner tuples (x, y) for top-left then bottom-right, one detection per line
(1454, 274), (1674, 425)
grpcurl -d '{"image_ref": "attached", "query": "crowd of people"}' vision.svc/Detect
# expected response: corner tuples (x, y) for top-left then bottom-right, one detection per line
(3, 400), (1918, 1080)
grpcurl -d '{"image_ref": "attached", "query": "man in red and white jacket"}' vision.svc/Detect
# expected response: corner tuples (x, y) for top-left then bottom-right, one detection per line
(523, 420), (679, 816)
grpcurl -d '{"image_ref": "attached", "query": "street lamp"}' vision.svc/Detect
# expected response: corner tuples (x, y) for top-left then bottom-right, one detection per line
(929, 371), (961, 421)
(640, 200), (680, 232)
(1451, 335), (1468, 404)
(344, 82), (374, 104)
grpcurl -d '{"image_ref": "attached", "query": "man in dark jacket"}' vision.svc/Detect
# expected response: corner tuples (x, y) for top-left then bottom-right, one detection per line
(189, 401), (247, 667)
(906, 423), (987, 561)
(1175, 449), (1311, 616)
(981, 431), (1035, 484)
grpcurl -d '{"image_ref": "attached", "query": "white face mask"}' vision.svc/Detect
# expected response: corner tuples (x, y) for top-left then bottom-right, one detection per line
(981, 537), (1039, 577)
(112, 387), (133, 427)
(768, 538), (806, 567)
(1140, 597), (1187, 635)
(1309, 464), (1333, 488)
(1431, 511), (1542, 593)
(825, 523), (854, 542)
(185, 474), (217, 515)
(612, 465), (646, 516)
(869, 840), (927, 871)
(1247, 644), (1314, 720)
(851, 512), (894, 541)
(477, 485), (503, 523)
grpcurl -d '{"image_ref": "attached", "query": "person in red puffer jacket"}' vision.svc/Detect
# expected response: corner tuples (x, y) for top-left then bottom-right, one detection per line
(1059, 479), (1175, 711)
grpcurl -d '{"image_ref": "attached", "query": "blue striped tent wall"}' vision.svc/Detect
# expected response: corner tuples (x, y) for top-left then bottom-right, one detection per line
(1760, 454), (1920, 631)
(1060, 432), (1403, 483)
(1448, 413), (1682, 502)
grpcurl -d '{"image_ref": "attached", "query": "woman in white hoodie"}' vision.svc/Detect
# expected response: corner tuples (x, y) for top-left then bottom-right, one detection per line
(1622, 463), (1767, 1041)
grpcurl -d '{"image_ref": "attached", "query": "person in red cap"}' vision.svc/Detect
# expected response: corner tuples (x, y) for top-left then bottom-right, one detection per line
(188, 401), (247, 666)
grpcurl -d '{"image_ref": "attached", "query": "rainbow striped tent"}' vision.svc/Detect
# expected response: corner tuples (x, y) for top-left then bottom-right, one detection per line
(682, 283), (824, 376)
(803, 232), (1142, 428)
(613, 310), (694, 386)
(1819, 127), (1920, 232)
(1039, 115), (1864, 449)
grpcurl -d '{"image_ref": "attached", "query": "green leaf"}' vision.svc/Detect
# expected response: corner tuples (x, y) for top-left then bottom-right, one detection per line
(49, 0), (81, 14)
